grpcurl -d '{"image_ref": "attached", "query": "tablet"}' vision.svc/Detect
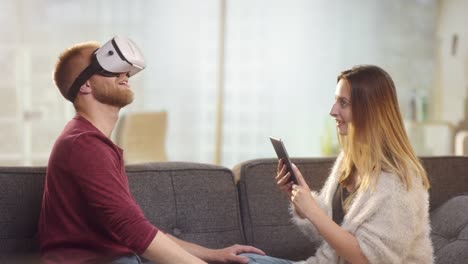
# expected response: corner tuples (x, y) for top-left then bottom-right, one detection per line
(269, 136), (298, 184)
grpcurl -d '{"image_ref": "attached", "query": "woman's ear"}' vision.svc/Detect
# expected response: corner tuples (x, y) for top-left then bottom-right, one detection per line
(79, 80), (92, 94)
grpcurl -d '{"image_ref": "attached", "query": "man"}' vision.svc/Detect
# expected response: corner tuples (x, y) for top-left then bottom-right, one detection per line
(38, 36), (264, 264)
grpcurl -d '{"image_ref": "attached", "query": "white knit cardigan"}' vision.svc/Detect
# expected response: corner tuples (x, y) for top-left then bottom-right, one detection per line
(291, 154), (434, 264)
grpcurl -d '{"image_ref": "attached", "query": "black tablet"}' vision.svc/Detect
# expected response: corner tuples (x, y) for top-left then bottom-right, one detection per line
(269, 136), (298, 184)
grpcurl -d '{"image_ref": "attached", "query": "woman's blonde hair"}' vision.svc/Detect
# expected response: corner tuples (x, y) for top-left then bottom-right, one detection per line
(337, 65), (430, 193)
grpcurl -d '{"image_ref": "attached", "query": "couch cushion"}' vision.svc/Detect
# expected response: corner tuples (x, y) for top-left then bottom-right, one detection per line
(0, 166), (45, 262)
(430, 195), (468, 264)
(234, 158), (334, 261)
(126, 162), (245, 249)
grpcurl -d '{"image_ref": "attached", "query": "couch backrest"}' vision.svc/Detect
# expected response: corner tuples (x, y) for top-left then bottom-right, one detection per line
(0, 162), (245, 262)
(234, 157), (334, 261)
(420, 156), (468, 210)
(126, 162), (245, 248)
(234, 156), (468, 261)
(1, 156), (467, 262)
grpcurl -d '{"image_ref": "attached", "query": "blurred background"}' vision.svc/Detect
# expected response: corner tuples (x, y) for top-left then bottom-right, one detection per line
(1, 0), (467, 168)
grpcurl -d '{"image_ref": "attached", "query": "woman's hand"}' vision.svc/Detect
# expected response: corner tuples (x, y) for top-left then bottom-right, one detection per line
(289, 166), (369, 264)
(275, 159), (294, 197)
(276, 161), (314, 218)
(289, 164), (316, 219)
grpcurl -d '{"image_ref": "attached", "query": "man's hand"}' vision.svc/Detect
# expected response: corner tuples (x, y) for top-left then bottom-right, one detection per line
(208, 244), (266, 263)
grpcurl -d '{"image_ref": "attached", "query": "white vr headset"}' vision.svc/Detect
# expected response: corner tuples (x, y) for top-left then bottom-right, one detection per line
(67, 36), (146, 102)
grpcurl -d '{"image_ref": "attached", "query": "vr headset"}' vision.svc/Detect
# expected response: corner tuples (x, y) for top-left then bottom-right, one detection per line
(67, 36), (146, 102)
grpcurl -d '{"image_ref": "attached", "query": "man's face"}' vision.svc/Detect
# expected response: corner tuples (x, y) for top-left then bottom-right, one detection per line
(89, 72), (134, 107)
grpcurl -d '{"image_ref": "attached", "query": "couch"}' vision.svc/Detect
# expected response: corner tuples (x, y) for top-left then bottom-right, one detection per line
(0, 156), (467, 263)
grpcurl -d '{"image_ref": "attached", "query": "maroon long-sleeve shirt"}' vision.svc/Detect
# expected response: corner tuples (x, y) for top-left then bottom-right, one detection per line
(38, 115), (158, 264)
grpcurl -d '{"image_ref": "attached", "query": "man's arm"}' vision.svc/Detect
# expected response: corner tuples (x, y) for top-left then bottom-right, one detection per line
(167, 234), (265, 264)
(142, 232), (207, 264)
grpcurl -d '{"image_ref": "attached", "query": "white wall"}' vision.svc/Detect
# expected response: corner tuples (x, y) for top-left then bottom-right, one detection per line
(1, 0), (458, 167)
(138, 0), (440, 167)
(436, 0), (468, 123)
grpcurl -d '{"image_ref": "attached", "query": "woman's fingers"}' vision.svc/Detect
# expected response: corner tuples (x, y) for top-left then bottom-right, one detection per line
(279, 182), (293, 194)
(291, 163), (309, 188)
(277, 159), (283, 173)
(276, 171), (291, 186)
(275, 164), (287, 181)
(277, 174), (290, 190)
(276, 159), (285, 175)
(291, 184), (299, 196)
(276, 161), (296, 195)
(277, 172), (294, 194)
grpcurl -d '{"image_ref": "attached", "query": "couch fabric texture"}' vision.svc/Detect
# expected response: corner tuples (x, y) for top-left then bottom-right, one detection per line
(0, 156), (467, 263)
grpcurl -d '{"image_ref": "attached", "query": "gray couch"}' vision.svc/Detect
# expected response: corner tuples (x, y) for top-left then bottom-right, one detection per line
(0, 156), (467, 263)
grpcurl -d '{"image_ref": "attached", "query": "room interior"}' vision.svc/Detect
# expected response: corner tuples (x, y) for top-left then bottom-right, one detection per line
(0, 0), (467, 168)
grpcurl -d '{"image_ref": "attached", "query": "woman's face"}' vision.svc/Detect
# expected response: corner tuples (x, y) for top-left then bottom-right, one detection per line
(329, 78), (352, 135)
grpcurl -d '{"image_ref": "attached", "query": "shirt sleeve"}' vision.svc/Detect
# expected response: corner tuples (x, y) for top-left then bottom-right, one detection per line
(68, 132), (158, 254)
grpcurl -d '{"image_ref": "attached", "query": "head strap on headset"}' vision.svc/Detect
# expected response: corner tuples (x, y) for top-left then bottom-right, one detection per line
(66, 53), (100, 102)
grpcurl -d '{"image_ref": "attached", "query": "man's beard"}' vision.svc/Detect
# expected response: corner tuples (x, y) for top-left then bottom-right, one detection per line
(92, 84), (134, 108)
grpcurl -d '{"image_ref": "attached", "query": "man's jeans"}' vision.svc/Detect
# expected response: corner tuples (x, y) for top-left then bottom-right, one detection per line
(240, 253), (295, 264)
(111, 254), (154, 264)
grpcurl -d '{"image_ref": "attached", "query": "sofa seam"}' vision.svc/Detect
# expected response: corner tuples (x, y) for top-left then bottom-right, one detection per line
(169, 171), (179, 233)
(239, 163), (255, 246)
(245, 164), (256, 246)
(433, 237), (468, 255)
(230, 169), (247, 245)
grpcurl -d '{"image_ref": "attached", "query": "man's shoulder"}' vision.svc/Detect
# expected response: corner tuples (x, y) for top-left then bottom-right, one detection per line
(52, 123), (118, 160)
(56, 128), (108, 149)
(49, 117), (121, 164)
(58, 117), (111, 147)
(50, 131), (121, 175)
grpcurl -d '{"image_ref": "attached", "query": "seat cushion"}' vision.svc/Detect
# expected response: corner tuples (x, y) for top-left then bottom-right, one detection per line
(430, 195), (468, 264)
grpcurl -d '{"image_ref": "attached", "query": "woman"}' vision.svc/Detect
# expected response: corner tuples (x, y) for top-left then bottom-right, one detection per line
(243, 65), (433, 264)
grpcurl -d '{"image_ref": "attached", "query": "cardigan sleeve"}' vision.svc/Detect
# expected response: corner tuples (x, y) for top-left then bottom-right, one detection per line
(290, 153), (343, 246)
(290, 191), (325, 244)
(349, 175), (430, 264)
(301, 174), (431, 264)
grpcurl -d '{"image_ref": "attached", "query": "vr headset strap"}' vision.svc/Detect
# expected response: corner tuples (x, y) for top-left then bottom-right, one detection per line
(67, 57), (101, 102)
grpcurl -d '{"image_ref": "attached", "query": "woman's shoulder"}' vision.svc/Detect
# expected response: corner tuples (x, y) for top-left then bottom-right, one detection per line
(377, 170), (426, 189)
(373, 170), (429, 204)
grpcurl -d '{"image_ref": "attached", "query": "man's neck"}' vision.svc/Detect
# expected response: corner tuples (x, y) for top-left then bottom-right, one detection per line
(77, 103), (120, 138)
